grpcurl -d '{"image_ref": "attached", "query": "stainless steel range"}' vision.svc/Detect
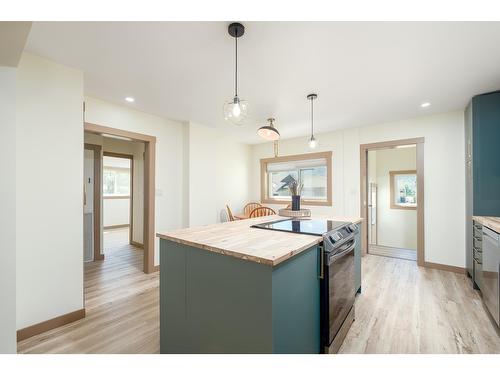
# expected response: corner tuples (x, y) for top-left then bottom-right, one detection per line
(251, 218), (359, 353)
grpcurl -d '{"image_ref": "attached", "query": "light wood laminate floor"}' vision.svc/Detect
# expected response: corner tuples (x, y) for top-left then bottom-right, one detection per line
(18, 233), (500, 354)
(340, 255), (500, 353)
(18, 228), (159, 354)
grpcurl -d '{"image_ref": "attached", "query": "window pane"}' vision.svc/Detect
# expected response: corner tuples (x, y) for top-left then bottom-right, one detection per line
(116, 170), (130, 195)
(269, 170), (299, 198)
(103, 171), (116, 195)
(265, 154), (330, 203)
(103, 167), (130, 196)
(300, 166), (327, 200)
(394, 174), (417, 206)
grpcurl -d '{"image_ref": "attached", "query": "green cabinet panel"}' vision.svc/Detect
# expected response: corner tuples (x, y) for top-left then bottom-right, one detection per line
(271, 246), (320, 353)
(472, 91), (500, 216)
(160, 240), (273, 353)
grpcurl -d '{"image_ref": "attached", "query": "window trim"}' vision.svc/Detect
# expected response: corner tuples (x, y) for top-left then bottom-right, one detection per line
(260, 151), (333, 206)
(389, 170), (417, 210)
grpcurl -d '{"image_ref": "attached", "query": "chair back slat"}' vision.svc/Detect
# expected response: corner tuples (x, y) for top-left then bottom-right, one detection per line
(243, 202), (262, 216)
(249, 206), (276, 218)
(226, 205), (235, 221)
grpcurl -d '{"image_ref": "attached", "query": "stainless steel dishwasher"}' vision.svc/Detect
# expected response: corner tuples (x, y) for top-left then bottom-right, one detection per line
(482, 226), (500, 327)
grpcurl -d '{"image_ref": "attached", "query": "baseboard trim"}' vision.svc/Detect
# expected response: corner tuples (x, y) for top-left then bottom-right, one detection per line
(423, 261), (466, 274)
(103, 224), (130, 230)
(152, 265), (159, 273)
(17, 308), (86, 342)
(130, 240), (144, 248)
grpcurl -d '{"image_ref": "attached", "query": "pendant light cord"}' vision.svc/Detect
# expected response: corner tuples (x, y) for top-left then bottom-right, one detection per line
(310, 97), (314, 137)
(235, 33), (238, 97)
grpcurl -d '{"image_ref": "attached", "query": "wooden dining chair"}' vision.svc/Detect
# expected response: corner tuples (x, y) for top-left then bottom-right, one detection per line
(249, 206), (276, 218)
(243, 202), (262, 217)
(226, 204), (236, 221)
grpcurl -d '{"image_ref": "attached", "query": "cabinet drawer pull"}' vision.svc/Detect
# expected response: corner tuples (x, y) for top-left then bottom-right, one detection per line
(473, 236), (482, 241)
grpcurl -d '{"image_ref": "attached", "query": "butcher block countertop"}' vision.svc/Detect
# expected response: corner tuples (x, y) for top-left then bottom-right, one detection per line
(157, 215), (363, 267)
(473, 216), (500, 233)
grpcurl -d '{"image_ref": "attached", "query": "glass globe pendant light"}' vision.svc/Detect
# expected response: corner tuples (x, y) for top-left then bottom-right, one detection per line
(307, 93), (318, 149)
(223, 23), (248, 126)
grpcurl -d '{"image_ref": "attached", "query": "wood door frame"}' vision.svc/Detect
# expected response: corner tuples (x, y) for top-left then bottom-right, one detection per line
(85, 122), (157, 274)
(84, 143), (104, 261)
(102, 151), (135, 244)
(359, 137), (425, 266)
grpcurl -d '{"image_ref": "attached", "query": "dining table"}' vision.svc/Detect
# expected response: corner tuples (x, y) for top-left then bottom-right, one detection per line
(234, 213), (250, 220)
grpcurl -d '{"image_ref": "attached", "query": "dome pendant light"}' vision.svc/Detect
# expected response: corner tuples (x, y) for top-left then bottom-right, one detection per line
(223, 23), (248, 126)
(307, 93), (318, 149)
(258, 118), (280, 141)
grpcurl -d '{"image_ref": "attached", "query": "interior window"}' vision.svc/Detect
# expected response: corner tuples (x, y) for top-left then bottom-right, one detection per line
(390, 170), (417, 209)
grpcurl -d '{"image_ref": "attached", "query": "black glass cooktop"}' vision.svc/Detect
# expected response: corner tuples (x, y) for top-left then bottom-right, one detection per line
(251, 219), (349, 236)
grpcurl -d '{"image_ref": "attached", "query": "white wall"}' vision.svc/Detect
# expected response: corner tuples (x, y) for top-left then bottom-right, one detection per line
(16, 53), (84, 329)
(84, 97), (185, 265)
(369, 148), (417, 249)
(187, 122), (252, 226)
(251, 111), (465, 268)
(103, 199), (130, 227)
(0, 67), (17, 352)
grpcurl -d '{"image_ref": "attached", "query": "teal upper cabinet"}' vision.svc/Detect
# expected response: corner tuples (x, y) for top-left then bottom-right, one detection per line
(472, 91), (500, 216)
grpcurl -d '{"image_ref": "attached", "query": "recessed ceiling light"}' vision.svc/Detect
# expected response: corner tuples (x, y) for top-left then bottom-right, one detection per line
(420, 102), (431, 108)
(125, 97), (135, 103)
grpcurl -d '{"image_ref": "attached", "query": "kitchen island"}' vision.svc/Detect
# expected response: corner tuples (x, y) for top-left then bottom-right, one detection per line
(156, 215), (363, 354)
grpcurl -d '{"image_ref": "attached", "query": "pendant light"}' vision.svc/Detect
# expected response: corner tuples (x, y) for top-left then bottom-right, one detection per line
(258, 118), (280, 141)
(223, 23), (248, 126)
(307, 93), (318, 149)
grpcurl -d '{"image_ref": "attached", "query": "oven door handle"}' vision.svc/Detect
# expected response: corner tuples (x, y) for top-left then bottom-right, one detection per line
(329, 239), (356, 263)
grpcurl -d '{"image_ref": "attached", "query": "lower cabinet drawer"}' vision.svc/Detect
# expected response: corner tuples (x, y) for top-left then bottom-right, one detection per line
(473, 258), (483, 290)
(473, 237), (483, 250)
(474, 225), (483, 238)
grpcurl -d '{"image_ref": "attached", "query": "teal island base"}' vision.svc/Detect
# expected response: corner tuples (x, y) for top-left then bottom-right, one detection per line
(160, 240), (322, 354)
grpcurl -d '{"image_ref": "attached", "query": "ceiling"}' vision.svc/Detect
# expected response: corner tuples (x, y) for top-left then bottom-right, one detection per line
(26, 21), (500, 144)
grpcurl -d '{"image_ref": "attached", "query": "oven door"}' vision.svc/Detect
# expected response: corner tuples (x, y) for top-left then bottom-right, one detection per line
(325, 239), (356, 345)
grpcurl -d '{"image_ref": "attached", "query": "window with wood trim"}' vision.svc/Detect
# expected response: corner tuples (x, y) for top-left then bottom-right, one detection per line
(390, 170), (417, 210)
(260, 151), (332, 206)
(103, 156), (131, 197)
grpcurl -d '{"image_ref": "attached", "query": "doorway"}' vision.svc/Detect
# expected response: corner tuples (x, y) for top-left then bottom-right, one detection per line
(360, 138), (425, 266)
(83, 122), (157, 274)
(102, 152), (134, 262)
